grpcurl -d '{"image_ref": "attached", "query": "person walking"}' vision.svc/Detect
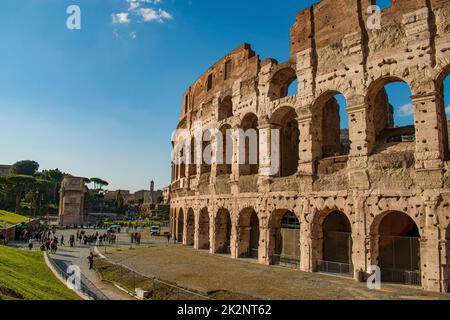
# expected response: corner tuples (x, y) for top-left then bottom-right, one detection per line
(88, 252), (94, 270)
(60, 235), (65, 246)
(28, 238), (33, 250)
(166, 233), (171, 245)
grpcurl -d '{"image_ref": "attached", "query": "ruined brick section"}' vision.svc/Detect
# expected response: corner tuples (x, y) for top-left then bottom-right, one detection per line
(170, 0), (450, 293)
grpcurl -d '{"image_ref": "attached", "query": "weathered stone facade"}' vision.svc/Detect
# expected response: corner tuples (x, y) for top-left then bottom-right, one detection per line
(170, 0), (450, 293)
(58, 176), (85, 227)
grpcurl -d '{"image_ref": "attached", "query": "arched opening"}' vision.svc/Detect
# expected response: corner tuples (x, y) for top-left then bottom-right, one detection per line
(436, 67), (450, 160)
(186, 209), (195, 246)
(269, 67), (298, 100)
(269, 210), (300, 268)
(177, 209), (184, 243)
(217, 124), (232, 176)
(218, 96), (233, 121)
(201, 129), (212, 175)
(198, 208), (210, 250)
(318, 211), (353, 275)
(313, 91), (349, 175)
(367, 78), (415, 154)
(376, 211), (421, 286)
(270, 106), (299, 177)
(239, 113), (259, 176)
(188, 137), (197, 177)
(237, 208), (259, 259)
(214, 208), (232, 254)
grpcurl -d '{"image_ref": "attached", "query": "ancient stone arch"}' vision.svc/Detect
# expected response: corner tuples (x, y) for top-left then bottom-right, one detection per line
(171, 0), (450, 292)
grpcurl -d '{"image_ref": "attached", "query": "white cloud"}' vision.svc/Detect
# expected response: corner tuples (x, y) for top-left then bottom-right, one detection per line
(446, 105), (450, 115)
(112, 12), (130, 24)
(140, 8), (173, 22)
(128, 2), (140, 11)
(398, 103), (414, 116)
(129, 32), (137, 40)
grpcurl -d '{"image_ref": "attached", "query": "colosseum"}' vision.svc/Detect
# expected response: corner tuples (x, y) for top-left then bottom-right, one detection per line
(169, 0), (450, 293)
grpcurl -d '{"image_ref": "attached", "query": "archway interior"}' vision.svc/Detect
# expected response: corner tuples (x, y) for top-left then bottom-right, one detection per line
(177, 210), (184, 243)
(378, 211), (421, 285)
(217, 124), (232, 176)
(239, 113), (259, 176)
(322, 211), (352, 266)
(215, 209), (232, 254)
(198, 208), (210, 250)
(321, 93), (349, 158)
(218, 96), (233, 121)
(189, 137), (197, 177)
(444, 74), (449, 158)
(186, 209), (195, 246)
(201, 129), (213, 174)
(372, 81), (415, 150)
(271, 107), (300, 177)
(270, 68), (297, 100)
(272, 211), (300, 267)
(238, 209), (260, 259)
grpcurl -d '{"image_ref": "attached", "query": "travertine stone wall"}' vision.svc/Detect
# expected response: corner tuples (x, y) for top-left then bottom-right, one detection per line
(170, 0), (450, 293)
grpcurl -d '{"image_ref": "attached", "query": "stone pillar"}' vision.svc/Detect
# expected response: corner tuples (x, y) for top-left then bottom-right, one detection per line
(209, 210), (216, 254)
(231, 126), (240, 181)
(421, 193), (444, 292)
(297, 113), (316, 175)
(230, 215), (238, 259)
(300, 207), (312, 272)
(258, 222), (271, 265)
(258, 122), (281, 177)
(194, 211), (200, 250)
(413, 93), (445, 172)
(351, 195), (368, 281)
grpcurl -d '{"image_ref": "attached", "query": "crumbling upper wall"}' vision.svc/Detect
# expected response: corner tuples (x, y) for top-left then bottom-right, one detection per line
(290, 0), (447, 61)
(180, 44), (260, 120)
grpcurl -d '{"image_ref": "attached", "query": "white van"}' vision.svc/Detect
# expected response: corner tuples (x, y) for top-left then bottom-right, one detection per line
(150, 226), (161, 236)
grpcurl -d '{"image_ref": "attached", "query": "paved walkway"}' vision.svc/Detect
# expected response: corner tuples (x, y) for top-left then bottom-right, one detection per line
(11, 229), (135, 300)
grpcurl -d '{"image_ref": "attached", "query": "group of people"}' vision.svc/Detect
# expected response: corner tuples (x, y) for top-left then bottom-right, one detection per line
(130, 232), (142, 245)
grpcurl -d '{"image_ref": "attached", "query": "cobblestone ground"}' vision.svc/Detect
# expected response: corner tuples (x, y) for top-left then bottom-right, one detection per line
(104, 244), (450, 300)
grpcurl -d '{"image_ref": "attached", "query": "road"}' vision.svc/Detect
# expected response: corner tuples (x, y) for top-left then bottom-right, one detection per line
(11, 228), (140, 300)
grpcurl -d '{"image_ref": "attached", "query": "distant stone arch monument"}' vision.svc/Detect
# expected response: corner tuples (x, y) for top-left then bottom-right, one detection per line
(58, 176), (85, 226)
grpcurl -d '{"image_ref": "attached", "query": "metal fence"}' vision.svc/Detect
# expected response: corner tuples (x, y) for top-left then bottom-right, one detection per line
(317, 260), (354, 276)
(381, 268), (421, 286)
(95, 259), (212, 300)
(273, 254), (300, 269)
(46, 253), (109, 300)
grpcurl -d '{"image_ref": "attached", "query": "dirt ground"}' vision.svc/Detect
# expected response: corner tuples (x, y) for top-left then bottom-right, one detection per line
(104, 244), (450, 300)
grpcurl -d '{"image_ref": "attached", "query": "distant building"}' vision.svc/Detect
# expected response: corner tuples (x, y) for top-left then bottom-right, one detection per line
(104, 190), (130, 202)
(0, 165), (12, 175)
(163, 186), (170, 205)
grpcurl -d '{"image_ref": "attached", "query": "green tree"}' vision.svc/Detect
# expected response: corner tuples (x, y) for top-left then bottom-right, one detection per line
(90, 178), (109, 190)
(4, 175), (36, 213)
(10, 161), (39, 176)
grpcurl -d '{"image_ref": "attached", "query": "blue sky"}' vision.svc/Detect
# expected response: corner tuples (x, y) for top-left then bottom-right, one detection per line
(1, 0), (449, 191)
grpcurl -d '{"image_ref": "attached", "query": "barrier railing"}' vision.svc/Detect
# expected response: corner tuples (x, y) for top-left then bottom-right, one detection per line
(46, 252), (109, 300)
(272, 254), (300, 269)
(317, 260), (354, 276)
(381, 268), (421, 286)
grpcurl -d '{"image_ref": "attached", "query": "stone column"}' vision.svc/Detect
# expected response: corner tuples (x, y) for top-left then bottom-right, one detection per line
(421, 193), (444, 292)
(297, 112), (316, 175)
(351, 195), (368, 281)
(413, 92), (445, 174)
(258, 122), (281, 177)
(230, 215), (238, 259)
(209, 210), (215, 254)
(194, 210), (200, 250)
(300, 206), (312, 272)
(258, 220), (271, 265)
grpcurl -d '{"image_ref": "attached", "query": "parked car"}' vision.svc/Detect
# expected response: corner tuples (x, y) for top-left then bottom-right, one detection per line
(107, 225), (121, 234)
(150, 226), (161, 236)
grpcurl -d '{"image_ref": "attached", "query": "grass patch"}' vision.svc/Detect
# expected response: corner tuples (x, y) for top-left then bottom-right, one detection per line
(0, 210), (30, 227)
(0, 245), (80, 300)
